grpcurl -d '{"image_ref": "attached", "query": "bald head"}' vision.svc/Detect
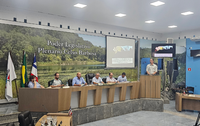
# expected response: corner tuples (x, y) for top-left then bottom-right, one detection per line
(77, 72), (81, 78)
(95, 73), (100, 79)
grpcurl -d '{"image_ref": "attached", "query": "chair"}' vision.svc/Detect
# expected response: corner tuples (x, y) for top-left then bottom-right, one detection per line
(6, 123), (15, 126)
(25, 82), (29, 87)
(68, 79), (73, 86)
(18, 111), (34, 126)
(48, 80), (52, 87)
(186, 86), (194, 94)
(194, 112), (200, 126)
(102, 78), (107, 83)
(85, 73), (95, 84)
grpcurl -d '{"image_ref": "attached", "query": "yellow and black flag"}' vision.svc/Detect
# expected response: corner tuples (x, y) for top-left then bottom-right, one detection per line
(21, 51), (28, 87)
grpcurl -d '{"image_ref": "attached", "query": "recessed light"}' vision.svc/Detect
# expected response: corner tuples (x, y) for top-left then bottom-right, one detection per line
(168, 25), (177, 28)
(150, 1), (165, 6)
(115, 13), (126, 17)
(145, 20), (155, 23)
(74, 3), (87, 8)
(181, 11), (194, 15)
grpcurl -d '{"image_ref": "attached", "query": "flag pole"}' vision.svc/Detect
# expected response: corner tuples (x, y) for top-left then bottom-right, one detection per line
(15, 79), (19, 102)
(10, 51), (19, 102)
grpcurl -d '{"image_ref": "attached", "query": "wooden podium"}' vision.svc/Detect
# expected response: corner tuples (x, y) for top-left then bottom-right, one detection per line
(139, 75), (161, 98)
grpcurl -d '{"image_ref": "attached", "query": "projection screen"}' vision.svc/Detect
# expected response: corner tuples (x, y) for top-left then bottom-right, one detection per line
(106, 36), (135, 68)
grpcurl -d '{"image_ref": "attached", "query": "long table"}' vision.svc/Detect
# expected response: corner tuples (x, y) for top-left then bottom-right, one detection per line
(18, 76), (161, 113)
(19, 82), (140, 113)
(175, 92), (200, 112)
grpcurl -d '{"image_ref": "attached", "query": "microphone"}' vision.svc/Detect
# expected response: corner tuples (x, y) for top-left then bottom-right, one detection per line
(42, 104), (49, 113)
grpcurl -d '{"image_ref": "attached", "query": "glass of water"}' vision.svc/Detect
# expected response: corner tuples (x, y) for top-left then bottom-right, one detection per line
(41, 117), (46, 126)
(52, 116), (57, 126)
(46, 116), (52, 126)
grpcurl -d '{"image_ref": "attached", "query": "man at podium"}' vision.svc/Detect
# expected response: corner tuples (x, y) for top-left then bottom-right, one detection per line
(146, 59), (157, 75)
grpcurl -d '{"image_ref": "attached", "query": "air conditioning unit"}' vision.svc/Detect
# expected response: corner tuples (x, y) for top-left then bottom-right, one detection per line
(190, 36), (200, 42)
(167, 38), (173, 43)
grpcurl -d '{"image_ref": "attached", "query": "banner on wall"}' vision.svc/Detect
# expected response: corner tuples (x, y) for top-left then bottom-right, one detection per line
(0, 23), (138, 99)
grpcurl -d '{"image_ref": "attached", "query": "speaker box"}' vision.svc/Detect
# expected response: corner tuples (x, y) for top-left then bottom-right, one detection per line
(158, 58), (163, 70)
(173, 58), (178, 70)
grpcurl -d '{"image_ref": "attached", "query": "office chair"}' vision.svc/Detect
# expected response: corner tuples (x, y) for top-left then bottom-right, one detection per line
(102, 78), (107, 83)
(85, 73), (95, 84)
(48, 80), (52, 87)
(68, 79), (73, 86)
(194, 112), (200, 126)
(18, 111), (34, 126)
(25, 82), (29, 87)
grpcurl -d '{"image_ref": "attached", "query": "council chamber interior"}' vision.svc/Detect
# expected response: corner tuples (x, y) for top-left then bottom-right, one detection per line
(0, 0), (200, 126)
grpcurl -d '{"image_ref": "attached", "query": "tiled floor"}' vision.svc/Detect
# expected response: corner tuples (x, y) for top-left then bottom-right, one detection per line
(78, 100), (199, 126)
(0, 100), (199, 126)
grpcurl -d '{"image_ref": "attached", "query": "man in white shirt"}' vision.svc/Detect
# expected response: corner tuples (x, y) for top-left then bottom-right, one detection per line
(117, 72), (127, 82)
(146, 59), (158, 75)
(49, 72), (64, 88)
(92, 73), (104, 84)
(106, 73), (118, 83)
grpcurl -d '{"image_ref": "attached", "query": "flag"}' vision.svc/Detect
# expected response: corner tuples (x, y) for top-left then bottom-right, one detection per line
(21, 51), (28, 87)
(31, 53), (38, 82)
(5, 52), (17, 101)
(68, 107), (72, 116)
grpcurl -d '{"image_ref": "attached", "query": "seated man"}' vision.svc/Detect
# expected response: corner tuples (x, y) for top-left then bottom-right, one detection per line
(49, 72), (64, 88)
(72, 72), (87, 86)
(92, 73), (104, 84)
(106, 73), (118, 83)
(117, 72), (127, 82)
(146, 58), (158, 75)
(28, 75), (44, 88)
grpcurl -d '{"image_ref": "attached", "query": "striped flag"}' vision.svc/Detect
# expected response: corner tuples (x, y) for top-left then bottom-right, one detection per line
(5, 52), (17, 101)
(31, 53), (38, 82)
(68, 107), (72, 116)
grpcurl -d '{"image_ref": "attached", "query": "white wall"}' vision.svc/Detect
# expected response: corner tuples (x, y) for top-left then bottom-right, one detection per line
(0, 7), (162, 40)
(161, 28), (200, 41)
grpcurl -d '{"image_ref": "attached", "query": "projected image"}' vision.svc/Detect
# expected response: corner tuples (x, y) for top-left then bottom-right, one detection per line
(106, 36), (135, 68)
(152, 44), (176, 57)
(113, 46), (133, 53)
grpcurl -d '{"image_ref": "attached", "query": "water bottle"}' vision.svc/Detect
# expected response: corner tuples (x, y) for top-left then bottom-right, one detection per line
(66, 82), (69, 86)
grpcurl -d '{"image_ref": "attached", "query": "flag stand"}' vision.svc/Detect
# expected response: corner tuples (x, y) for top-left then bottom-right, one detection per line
(14, 79), (19, 102)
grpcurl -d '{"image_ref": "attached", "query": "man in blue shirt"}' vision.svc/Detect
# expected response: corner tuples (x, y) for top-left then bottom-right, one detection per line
(28, 75), (44, 88)
(117, 72), (127, 82)
(72, 72), (87, 86)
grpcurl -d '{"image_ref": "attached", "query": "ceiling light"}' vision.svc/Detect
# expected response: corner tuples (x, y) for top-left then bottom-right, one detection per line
(168, 25), (177, 28)
(115, 13), (126, 17)
(150, 1), (165, 6)
(74, 3), (87, 8)
(145, 20), (155, 23)
(181, 11), (194, 15)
